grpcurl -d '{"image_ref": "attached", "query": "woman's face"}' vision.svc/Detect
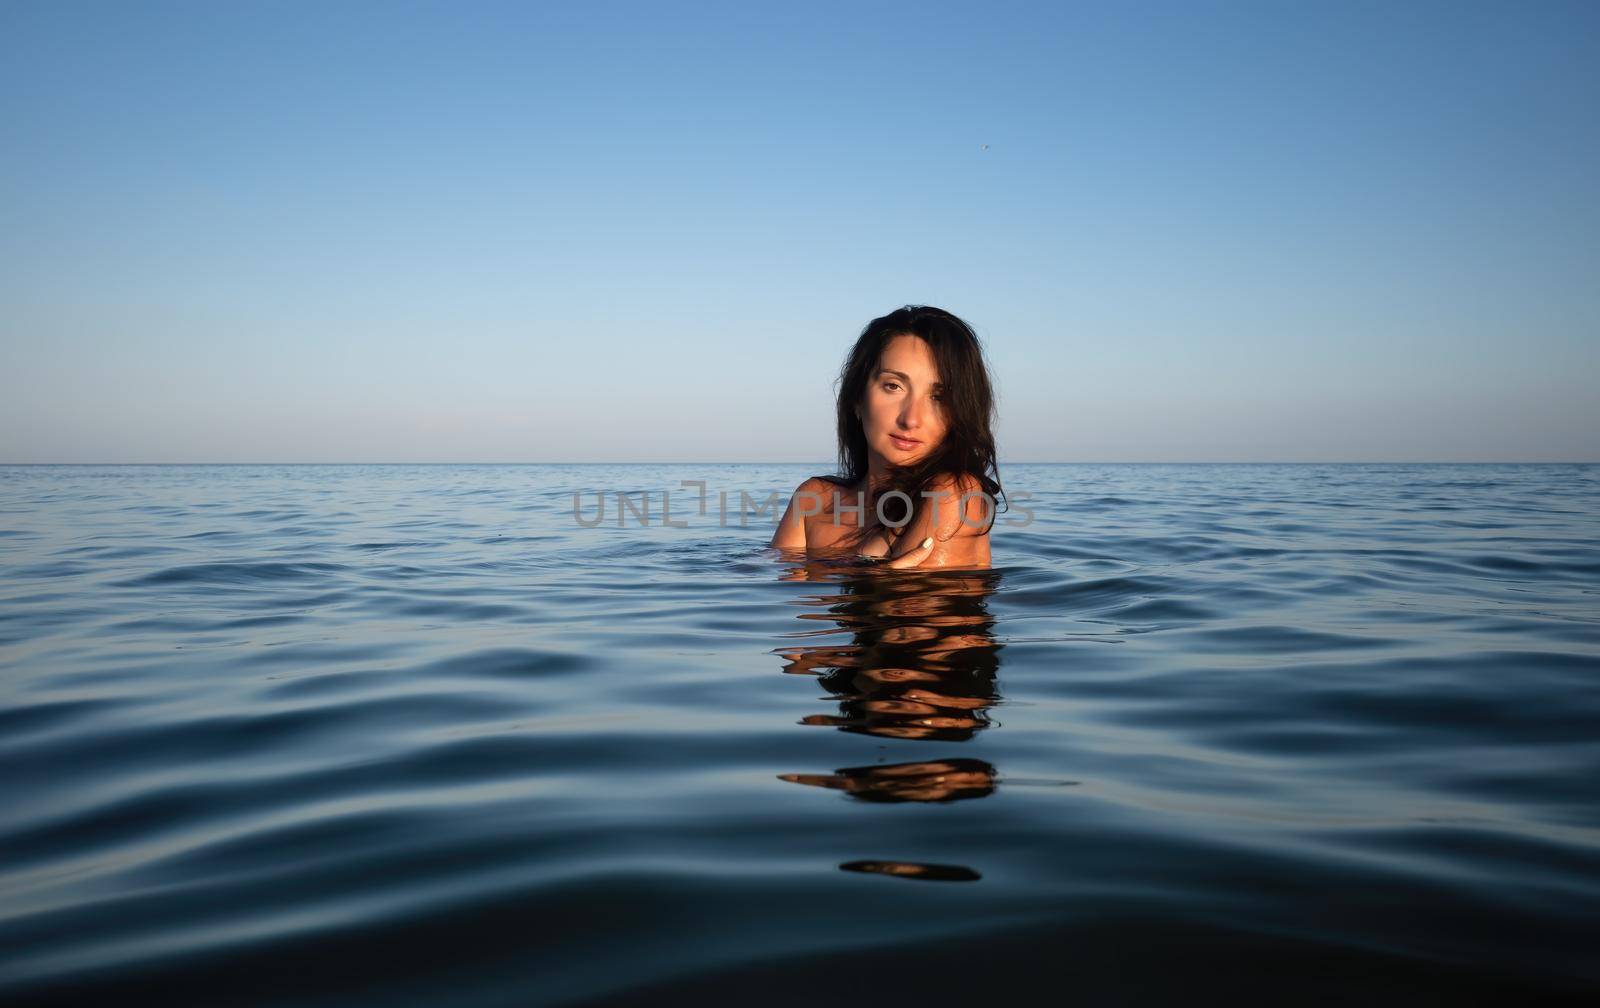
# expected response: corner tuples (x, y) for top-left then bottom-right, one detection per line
(859, 333), (947, 467)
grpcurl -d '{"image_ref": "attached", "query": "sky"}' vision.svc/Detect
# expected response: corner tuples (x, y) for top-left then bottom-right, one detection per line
(1, 0), (1596, 463)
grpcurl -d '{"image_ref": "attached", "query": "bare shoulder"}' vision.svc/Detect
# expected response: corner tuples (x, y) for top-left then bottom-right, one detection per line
(769, 475), (839, 550)
(796, 474), (837, 496)
(925, 471), (986, 496)
(791, 474), (841, 512)
(922, 471), (995, 539)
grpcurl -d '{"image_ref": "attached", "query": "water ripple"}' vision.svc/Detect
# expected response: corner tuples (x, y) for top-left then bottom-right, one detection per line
(0, 462), (1596, 1004)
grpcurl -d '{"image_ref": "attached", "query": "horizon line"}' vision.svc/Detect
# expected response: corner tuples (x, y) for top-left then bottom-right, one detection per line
(3, 460), (1596, 467)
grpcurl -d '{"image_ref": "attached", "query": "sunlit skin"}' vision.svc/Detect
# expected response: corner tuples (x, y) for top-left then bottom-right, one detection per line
(770, 333), (992, 569)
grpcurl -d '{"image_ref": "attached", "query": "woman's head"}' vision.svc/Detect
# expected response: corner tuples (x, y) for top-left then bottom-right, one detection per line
(856, 332), (949, 468)
(835, 305), (1002, 524)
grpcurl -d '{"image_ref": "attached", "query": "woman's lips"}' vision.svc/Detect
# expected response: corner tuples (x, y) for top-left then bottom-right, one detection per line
(889, 434), (922, 451)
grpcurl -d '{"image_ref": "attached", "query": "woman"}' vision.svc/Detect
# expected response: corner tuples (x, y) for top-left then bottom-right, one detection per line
(769, 305), (1003, 568)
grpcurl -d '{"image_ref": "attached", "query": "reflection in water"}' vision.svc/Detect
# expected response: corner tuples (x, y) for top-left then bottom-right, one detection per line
(840, 861), (982, 882)
(775, 563), (1006, 879)
(774, 565), (1006, 743)
(779, 758), (996, 803)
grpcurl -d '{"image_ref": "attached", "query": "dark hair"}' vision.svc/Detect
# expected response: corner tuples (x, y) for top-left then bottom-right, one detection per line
(830, 305), (1003, 543)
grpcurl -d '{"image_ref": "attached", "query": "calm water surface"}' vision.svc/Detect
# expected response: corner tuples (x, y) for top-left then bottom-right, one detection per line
(1, 463), (1597, 1005)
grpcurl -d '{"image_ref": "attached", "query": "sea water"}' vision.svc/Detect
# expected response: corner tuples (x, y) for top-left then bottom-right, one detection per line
(1, 463), (1597, 1004)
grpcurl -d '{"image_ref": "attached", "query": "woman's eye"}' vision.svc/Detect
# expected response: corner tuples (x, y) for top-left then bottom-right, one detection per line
(882, 382), (901, 392)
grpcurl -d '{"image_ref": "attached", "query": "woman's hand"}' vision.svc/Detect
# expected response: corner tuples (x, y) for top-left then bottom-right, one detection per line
(884, 536), (935, 568)
(856, 527), (890, 560)
(858, 518), (935, 569)
(863, 535), (933, 569)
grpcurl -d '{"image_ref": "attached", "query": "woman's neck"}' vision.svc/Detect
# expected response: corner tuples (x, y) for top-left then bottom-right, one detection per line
(860, 453), (892, 496)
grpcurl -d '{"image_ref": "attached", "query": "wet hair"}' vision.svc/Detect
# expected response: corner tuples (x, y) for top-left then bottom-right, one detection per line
(829, 305), (1004, 544)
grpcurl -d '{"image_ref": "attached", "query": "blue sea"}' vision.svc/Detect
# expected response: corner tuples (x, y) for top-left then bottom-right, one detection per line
(1, 463), (1597, 1005)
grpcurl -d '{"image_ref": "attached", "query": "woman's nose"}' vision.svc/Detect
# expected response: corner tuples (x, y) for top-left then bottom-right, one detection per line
(898, 397), (924, 430)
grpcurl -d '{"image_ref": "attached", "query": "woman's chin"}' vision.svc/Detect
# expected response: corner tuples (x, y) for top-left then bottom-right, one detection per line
(884, 440), (931, 461)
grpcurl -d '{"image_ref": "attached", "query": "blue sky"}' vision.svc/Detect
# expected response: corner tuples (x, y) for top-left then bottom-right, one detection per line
(2, 0), (1596, 462)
